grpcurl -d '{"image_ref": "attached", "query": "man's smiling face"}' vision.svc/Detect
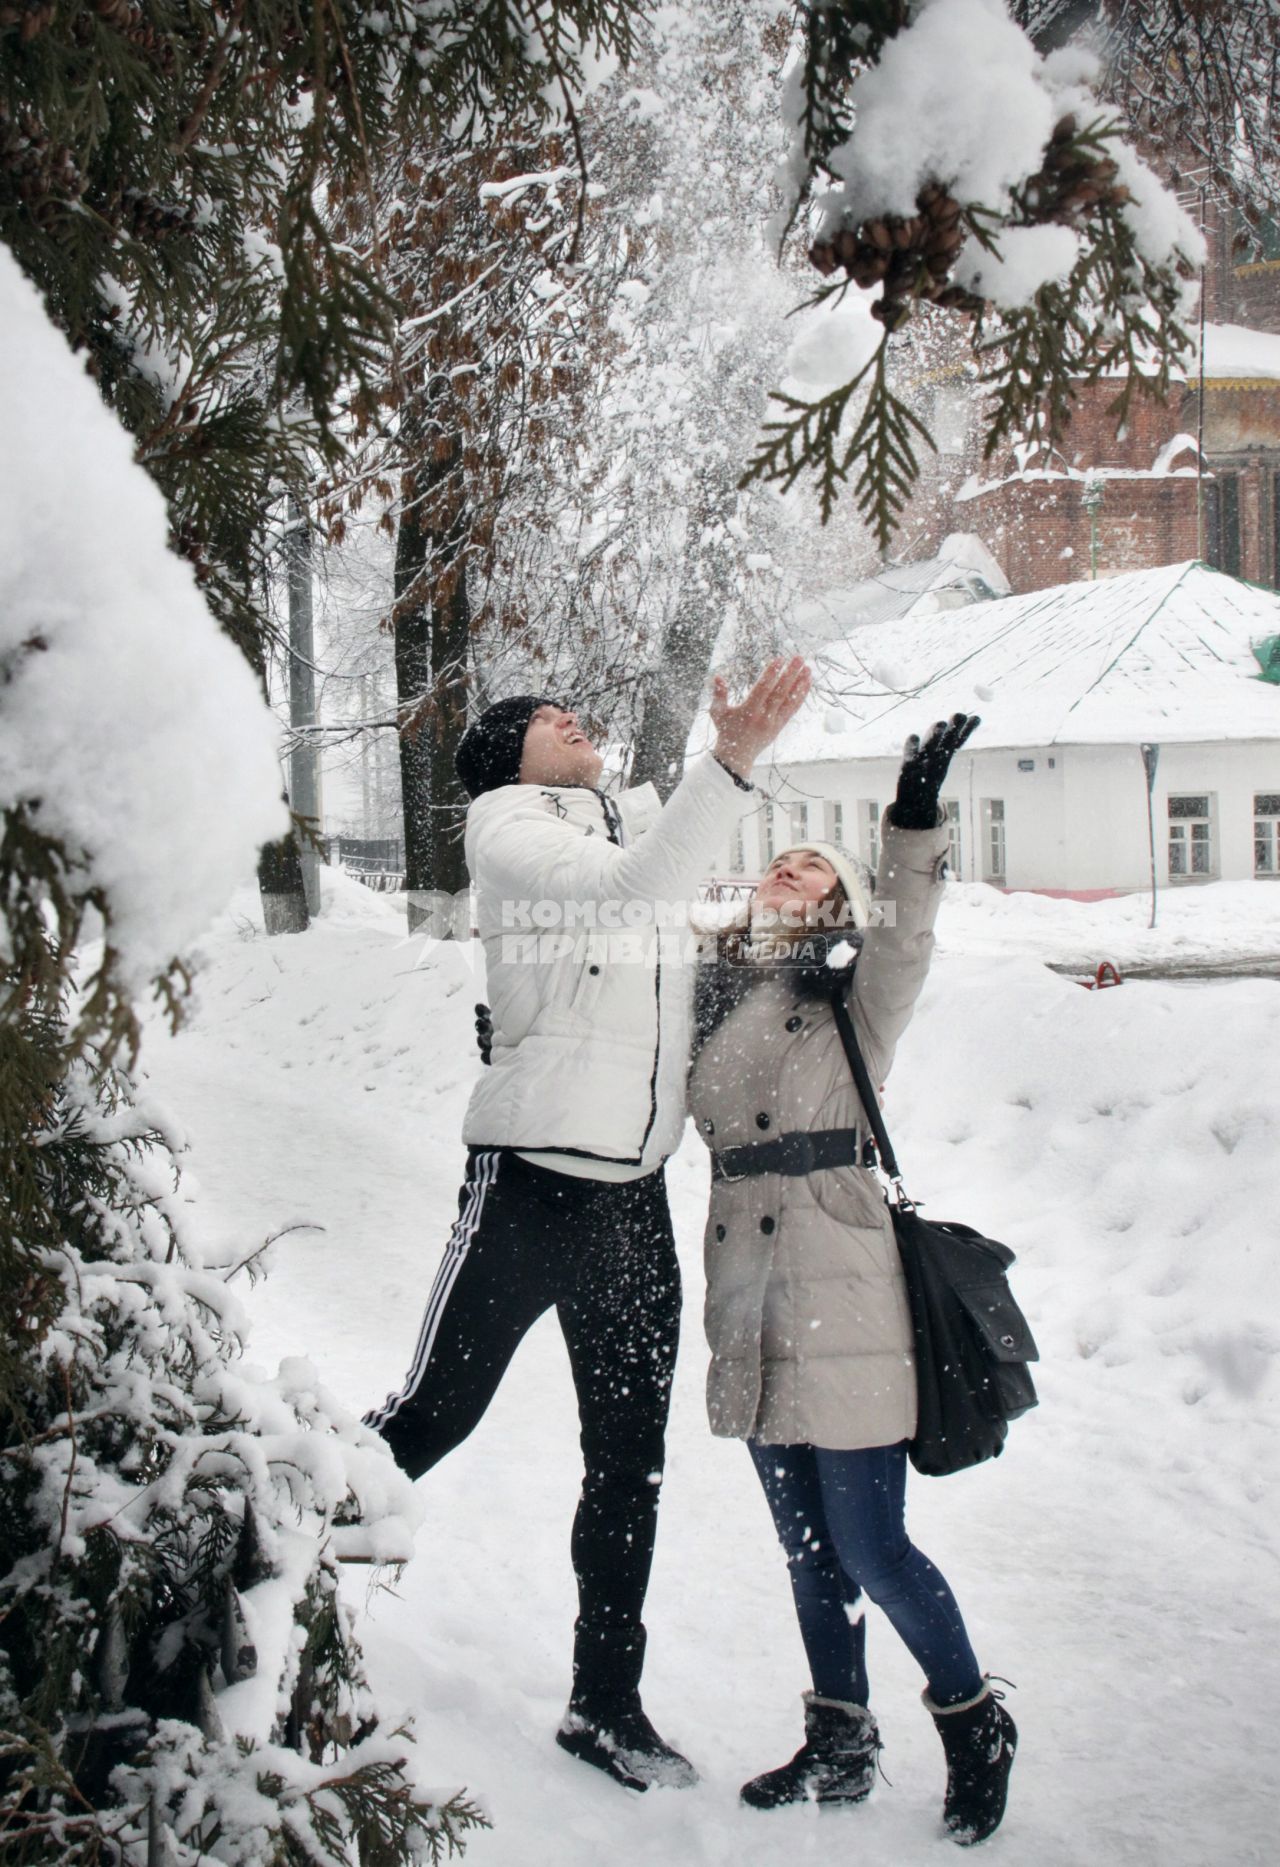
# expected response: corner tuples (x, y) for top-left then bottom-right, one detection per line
(518, 704), (605, 789)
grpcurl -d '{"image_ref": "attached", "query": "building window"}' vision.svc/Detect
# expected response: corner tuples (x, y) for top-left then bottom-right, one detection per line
(1255, 793), (1280, 875)
(860, 800), (881, 871)
(829, 800), (844, 847)
(731, 823), (745, 874)
(790, 801), (809, 844)
(1205, 473), (1241, 579)
(1168, 794), (1214, 879)
(763, 805), (776, 865)
(943, 799), (962, 876)
(983, 799), (1006, 883)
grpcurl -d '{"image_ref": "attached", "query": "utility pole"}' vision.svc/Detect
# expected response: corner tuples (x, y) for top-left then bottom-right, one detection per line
(1196, 181), (1208, 562)
(1082, 474), (1105, 580)
(287, 494), (322, 916)
(1141, 742), (1160, 930)
(360, 672), (373, 839)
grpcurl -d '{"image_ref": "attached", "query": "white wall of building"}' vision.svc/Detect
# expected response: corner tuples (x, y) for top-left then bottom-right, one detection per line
(720, 739), (1280, 896)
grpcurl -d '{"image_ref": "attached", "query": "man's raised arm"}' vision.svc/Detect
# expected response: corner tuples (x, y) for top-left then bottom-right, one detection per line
(474, 659), (811, 911)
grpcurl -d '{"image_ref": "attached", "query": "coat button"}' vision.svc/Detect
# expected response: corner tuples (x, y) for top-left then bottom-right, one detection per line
(760, 1216), (775, 1235)
(702, 1118), (715, 1135)
(755, 1112), (771, 1130)
(715, 1223), (726, 1242)
(785, 1015), (802, 1032)
(588, 964), (600, 975)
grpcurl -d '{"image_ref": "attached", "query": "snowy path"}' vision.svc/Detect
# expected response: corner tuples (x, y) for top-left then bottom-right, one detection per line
(142, 877), (1280, 1866)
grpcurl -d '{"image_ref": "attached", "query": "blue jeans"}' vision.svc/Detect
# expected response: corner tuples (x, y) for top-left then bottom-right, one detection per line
(749, 1440), (983, 1709)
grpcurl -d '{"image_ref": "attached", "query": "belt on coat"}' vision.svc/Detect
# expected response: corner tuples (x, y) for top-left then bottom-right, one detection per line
(710, 1127), (870, 1183)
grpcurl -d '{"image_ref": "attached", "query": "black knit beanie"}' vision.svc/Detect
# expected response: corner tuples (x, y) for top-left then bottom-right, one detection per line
(455, 694), (563, 800)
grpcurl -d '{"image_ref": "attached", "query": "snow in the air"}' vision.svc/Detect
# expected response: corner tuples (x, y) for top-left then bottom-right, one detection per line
(0, 247), (284, 986)
(137, 864), (1280, 1867)
(790, 534), (1011, 651)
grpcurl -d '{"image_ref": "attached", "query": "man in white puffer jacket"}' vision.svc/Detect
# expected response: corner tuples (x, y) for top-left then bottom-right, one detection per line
(366, 660), (809, 1791)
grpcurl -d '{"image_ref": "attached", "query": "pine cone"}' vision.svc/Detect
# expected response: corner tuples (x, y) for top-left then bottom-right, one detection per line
(847, 250), (890, 289)
(933, 284), (984, 314)
(870, 296), (913, 331)
(807, 178), (972, 329)
(16, 2), (56, 42)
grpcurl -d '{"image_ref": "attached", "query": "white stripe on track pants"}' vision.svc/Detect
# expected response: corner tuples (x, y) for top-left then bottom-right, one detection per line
(364, 1145), (681, 1641)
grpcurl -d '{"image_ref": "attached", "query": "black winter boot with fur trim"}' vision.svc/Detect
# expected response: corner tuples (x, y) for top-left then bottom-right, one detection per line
(926, 1680), (1018, 1846)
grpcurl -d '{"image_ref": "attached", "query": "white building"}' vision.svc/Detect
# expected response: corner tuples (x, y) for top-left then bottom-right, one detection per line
(714, 561), (1280, 899)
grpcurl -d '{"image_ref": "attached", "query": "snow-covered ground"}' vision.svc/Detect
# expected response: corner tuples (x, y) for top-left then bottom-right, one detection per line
(141, 870), (1280, 1866)
(940, 876), (1280, 974)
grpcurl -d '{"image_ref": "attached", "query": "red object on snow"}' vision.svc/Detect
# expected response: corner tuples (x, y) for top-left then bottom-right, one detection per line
(1077, 960), (1124, 990)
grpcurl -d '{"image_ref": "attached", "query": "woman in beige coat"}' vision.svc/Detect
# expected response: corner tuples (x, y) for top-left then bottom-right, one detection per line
(689, 716), (1017, 1847)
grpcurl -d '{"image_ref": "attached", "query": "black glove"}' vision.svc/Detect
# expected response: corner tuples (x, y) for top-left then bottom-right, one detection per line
(890, 714), (980, 829)
(474, 1002), (493, 1066)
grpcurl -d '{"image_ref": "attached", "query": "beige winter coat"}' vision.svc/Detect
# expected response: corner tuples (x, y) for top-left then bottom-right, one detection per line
(688, 817), (949, 1451)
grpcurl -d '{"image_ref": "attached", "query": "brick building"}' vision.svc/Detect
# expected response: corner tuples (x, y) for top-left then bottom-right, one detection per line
(895, 197), (1280, 595)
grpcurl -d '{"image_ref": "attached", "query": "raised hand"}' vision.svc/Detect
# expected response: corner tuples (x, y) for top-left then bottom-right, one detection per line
(890, 714), (981, 829)
(710, 656), (812, 781)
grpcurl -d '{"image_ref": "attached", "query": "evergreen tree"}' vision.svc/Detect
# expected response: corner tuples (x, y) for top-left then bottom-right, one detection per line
(0, 0), (643, 923)
(0, 981), (484, 1866)
(2, 8), (643, 1860)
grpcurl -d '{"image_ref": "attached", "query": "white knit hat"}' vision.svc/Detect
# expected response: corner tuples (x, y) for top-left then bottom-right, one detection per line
(773, 839), (875, 932)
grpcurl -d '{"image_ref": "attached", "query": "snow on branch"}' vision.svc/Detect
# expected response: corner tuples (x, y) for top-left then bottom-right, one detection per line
(743, 0), (1205, 547)
(0, 250), (285, 1051)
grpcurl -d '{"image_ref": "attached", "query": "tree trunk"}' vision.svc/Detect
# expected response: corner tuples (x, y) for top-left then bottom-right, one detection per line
(257, 811), (310, 935)
(393, 400), (471, 937)
(252, 555), (310, 936)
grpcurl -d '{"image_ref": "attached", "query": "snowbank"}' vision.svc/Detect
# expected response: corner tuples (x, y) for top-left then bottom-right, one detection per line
(0, 247), (285, 987)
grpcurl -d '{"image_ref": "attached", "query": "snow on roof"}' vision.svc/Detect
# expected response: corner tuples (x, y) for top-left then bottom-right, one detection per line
(791, 533), (1010, 649)
(1199, 321), (1280, 383)
(750, 561), (1280, 762)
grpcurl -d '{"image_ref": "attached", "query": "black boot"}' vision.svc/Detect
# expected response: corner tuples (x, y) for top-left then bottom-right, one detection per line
(555, 1623), (698, 1792)
(926, 1681), (1017, 1846)
(741, 1691), (880, 1809)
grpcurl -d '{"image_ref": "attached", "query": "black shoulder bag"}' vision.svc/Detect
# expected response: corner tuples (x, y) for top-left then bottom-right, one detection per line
(829, 989), (1040, 1477)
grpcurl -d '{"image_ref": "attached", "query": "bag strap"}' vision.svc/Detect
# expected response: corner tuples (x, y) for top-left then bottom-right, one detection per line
(829, 987), (914, 1205)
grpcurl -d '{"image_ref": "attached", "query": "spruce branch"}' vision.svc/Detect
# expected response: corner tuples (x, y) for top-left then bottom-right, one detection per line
(764, 11), (1202, 544)
(740, 335), (933, 547)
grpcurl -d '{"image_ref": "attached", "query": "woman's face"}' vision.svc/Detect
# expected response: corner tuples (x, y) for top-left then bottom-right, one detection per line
(752, 848), (839, 929)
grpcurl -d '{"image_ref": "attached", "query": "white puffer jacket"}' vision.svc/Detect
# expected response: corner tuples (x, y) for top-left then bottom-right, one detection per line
(461, 754), (749, 1168)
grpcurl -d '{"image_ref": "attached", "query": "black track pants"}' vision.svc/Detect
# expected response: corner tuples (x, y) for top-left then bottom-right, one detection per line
(365, 1147), (681, 1637)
